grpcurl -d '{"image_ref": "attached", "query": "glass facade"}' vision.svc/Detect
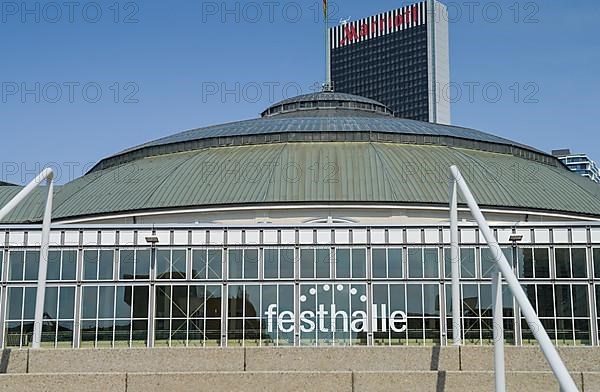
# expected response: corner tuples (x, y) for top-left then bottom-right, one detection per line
(0, 225), (599, 348)
(331, 25), (430, 121)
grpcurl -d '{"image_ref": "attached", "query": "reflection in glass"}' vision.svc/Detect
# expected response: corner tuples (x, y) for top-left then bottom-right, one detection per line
(228, 250), (243, 279)
(555, 248), (570, 279)
(461, 248), (475, 279)
(408, 248), (422, 278)
(24, 251), (40, 281)
(534, 248), (550, 278)
(9, 251), (24, 281)
(571, 248), (587, 278)
(372, 248), (386, 279)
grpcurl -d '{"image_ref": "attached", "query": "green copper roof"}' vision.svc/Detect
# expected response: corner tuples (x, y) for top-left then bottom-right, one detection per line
(1, 142), (599, 223)
(2, 93), (599, 223)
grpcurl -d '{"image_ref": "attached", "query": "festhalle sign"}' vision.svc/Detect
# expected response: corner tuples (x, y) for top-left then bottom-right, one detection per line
(264, 284), (407, 334)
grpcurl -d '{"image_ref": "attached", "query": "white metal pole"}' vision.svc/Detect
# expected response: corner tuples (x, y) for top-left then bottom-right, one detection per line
(0, 168), (54, 221)
(450, 166), (578, 392)
(32, 174), (54, 349)
(325, 17), (332, 90)
(449, 178), (461, 345)
(492, 265), (506, 391)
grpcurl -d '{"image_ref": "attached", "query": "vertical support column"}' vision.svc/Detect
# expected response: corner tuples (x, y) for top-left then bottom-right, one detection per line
(32, 175), (54, 349)
(449, 178), (461, 345)
(492, 265), (506, 391)
(148, 243), (156, 347)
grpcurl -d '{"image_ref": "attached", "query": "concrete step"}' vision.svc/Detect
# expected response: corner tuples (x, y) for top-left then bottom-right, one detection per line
(0, 371), (597, 392)
(3, 346), (600, 374)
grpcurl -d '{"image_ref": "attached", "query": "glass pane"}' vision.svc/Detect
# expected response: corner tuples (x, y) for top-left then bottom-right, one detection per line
(423, 284), (439, 316)
(555, 285), (572, 317)
(81, 287), (98, 319)
(57, 321), (74, 347)
(263, 249), (278, 279)
(279, 249), (294, 279)
(518, 248), (533, 278)
(192, 250), (207, 279)
(352, 249), (366, 278)
(80, 320), (97, 347)
(7, 287), (23, 320)
(572, 285), (589, 317)
(98, 250), (114, 280)
(481, 248), (495, 279)
(9, 251), (24, 281)
(534, 248), (550, 278)
(537, 285), (554, 317)
(47, 251), (61, 280)
(372, 248), (387, 279)
(408, 248), (423, 279)
(336, 249), (351, 279)
(171, 286), (188, 318)
(228, 250), (243, 279)
(114, 319), (131, 346)
(461, 248), (475, 279)
(156, 250), (171, 280)
(59, 287), (75, 319)
(406, 284), (422, 316)
(133, 286), (149, 318)
(444, 248), (452, 279)
(115, 286), (132, 319)
(571, 248), (587, 279)
(24, 251), (40, 281)
(244, 285), (260, 318)
(479, 284), (492, 317)
(423, 248), (438, 278)
(555, 248), (571, 279)
(316, 249), (330, 279)
(207, 249), (222, 279)
(244, 249), (258, 279)
(155, 286), (171, 318)
(83, 250), (97, 280)
(44, 287), (58, 319)
(189, 285), (205, 318)
(135, 249), (151, 279)
(229, 285), (244, 317)
(120, 250), (135, 280)
(62, 250), (77, 280)
(23, 287), (36, 319)
(172, 250), (187, 279)
(388, 248), (403, 278)
(574, 319), (590, 345)
(462, 284), (479, 317)
(206, 285), (222, 318)
(300, 249), (314, 278)
(556, 319), (573, 343)
(594, 249), (600, 279)
(98, 286), (115, 319)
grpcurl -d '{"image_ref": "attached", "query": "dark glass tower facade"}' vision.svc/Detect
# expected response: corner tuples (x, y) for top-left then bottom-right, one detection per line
(329, 1), (450, 124)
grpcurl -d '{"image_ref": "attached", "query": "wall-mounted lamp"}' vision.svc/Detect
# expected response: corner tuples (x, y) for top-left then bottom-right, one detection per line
(509, 234), (523, 242)
(145, 235), (159, 244)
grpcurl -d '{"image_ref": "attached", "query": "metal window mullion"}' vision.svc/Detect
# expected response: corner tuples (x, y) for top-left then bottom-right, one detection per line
(221, 276), (228, 347)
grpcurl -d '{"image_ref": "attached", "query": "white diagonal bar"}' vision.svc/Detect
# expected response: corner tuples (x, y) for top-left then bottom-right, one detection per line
(450, 165), (578, 392)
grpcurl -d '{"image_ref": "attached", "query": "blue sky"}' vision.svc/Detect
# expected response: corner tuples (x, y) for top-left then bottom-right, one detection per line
(0, 0), (599, 184)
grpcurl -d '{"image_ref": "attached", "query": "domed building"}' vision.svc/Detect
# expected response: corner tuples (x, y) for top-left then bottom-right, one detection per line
(2, 92), (600, 225)
(0, 92), (599, 350)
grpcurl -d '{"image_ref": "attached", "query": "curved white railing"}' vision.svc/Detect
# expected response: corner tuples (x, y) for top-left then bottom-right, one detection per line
(0, 169), (54, 349)
(449, 165), (578, 392)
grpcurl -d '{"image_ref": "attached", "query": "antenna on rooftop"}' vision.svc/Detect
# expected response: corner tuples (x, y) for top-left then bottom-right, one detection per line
(322, 0), (334, 92)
